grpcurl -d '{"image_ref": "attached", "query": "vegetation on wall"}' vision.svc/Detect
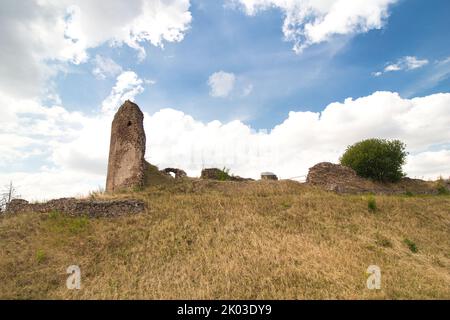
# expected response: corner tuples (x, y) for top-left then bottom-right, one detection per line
(340, 139), (408, 182)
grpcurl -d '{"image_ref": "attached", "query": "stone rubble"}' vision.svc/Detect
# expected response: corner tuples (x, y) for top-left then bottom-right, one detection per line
(5, 198), (145, 217)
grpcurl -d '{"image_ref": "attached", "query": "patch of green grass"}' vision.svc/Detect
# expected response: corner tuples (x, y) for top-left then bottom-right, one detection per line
(281, 202), (292, 209)
(46, 211), (89, 235)
(367, 197), (377, 212)
(132, 185), (144, 192)
(437, 185), (449, 195)
(48, 210), (61, 220)
(69, 216), (89, 234)
(436, 177), (450, 195)
(35, 249), (46, 263)
(404, 238), (418, 253)
(404, 191), (414, 197)
(376, 234), (393, 248)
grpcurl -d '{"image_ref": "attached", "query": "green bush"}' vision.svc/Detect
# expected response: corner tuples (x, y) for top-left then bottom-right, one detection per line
(437, 185), (449, 195)
(340, 138), (408, 182)
(403, 238), (418, 253)
(217, 167), (231, 181)
(35, 249), (47, 263)
(436, 177), (449, 195)
(367, 197), (377, 212)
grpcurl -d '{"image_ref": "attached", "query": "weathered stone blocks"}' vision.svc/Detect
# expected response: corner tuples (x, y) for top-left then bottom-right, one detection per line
(5, 198), (145, 217)
(106, 100), (146, 192)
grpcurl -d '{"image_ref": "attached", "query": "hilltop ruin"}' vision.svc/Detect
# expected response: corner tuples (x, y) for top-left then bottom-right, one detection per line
(102, 101), (448, 196)
(306, 162), (445, 195)
(5, 100), (449, 218)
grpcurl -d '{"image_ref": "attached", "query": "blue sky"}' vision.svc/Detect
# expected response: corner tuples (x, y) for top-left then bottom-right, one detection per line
(56, 0), (450, 128)
(1, 0), (450, 200)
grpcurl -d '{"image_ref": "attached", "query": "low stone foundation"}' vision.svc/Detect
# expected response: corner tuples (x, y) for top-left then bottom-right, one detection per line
(200, 168), (254, 181)
(306, 162), (441, 195)
(5, 198), (145, 217)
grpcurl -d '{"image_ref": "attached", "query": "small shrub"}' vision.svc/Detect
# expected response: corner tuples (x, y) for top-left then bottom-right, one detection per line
(340, 138), (408, 182)
(367, 197), (377, 212)
(437, 186), (449, 195)
(404, 191), (414, 197)
(217, 167), (231, 181)
(35, 249), (46, 263)
(436, 178), (449, 195)
(281, 202), (291, 209)
(404, 238), (418, 253)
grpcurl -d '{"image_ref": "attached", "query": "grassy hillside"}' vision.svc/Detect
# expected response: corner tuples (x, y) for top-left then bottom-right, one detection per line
(0, 180), (449, 299)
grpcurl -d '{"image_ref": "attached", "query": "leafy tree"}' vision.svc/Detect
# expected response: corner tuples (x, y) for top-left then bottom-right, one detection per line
(340, 139), (408, 182)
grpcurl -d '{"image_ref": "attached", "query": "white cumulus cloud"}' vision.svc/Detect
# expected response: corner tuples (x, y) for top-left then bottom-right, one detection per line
(101, 71), (149, 114)
(0, 0), (192, 99)
(208, 71), (236, 97)
(230, 0), (398, 53)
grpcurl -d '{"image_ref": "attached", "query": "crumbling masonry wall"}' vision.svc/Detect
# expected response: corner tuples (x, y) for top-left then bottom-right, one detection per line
(106, 100), (147, 192)
(5, 198), (145, 217)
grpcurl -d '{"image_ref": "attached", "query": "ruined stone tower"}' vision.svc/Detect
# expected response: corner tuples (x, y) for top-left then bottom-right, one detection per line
(106, 100), (146, 193)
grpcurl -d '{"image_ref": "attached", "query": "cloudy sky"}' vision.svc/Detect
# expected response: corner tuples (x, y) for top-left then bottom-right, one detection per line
(1, 0), (450, 200)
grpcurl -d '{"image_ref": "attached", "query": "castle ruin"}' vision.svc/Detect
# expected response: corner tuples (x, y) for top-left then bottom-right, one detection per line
(106, 100), (147, 193)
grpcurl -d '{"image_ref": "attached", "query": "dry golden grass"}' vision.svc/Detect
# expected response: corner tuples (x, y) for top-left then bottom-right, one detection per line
(0, 179), (449, 299)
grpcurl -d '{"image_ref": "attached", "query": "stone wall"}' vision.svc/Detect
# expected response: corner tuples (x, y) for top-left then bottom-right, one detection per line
(162, 168), (187, 179)
(200, 168), (253, 181)
(306, 162), (362, 190)
(306, 162), (440, 195)
(5, 198), (145, 217)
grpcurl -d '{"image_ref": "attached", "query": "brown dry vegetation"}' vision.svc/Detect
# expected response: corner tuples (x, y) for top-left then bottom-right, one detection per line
(0, 179), (449, 299)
